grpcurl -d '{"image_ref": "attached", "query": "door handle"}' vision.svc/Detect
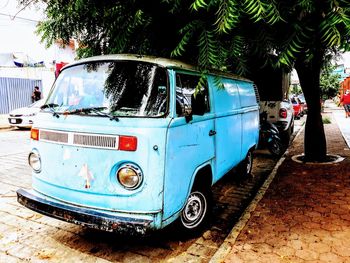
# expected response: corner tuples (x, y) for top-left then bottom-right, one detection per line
(209, 130), (216, 136)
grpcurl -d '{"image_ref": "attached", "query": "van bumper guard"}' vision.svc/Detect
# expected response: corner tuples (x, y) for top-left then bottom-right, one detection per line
(17, 188), (153, 235)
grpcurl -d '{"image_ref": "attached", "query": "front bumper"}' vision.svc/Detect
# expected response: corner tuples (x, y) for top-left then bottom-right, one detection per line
(8, 117), (33, 128)
(17, 189), (154, 235)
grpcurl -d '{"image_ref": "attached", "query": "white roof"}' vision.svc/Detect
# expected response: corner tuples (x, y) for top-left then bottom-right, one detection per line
(64, 54), (253, 82)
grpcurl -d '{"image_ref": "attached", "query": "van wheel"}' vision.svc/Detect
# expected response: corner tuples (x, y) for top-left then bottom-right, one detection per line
(268, 139), (283, 157)
(177, 184), (212, 235)
(237, 150), (253, 178)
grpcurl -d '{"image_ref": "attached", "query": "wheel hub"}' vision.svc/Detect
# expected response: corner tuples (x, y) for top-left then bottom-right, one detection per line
(181, 191), (207, 229)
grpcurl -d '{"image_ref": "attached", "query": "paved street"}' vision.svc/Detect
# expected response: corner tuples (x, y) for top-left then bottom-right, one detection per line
(0, 130), (30, 156)
(0, 122), (303, 262)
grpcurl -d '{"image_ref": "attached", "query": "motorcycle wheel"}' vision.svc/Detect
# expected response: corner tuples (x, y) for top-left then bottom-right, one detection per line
(268, 139), (284, 157)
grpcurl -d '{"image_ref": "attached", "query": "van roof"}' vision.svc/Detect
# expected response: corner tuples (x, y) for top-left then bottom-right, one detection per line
(64, 54), (253, 83)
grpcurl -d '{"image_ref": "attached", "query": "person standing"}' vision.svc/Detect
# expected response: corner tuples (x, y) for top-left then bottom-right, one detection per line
(340, 90), (350, 118)
(31, 86), (42, 102)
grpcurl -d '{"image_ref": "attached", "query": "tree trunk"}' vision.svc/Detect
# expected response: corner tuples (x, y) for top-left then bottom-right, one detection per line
(295, 55), (327, 161)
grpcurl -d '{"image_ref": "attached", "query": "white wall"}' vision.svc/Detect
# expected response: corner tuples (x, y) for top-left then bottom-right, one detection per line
(0, 67), (55, 98)
(0, 2), (75, 67)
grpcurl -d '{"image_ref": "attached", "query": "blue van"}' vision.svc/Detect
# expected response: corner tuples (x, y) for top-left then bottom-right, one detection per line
(17, 54), (259, 235)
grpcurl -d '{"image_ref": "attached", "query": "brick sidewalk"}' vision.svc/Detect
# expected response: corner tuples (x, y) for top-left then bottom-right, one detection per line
(223, 111), (350, 262)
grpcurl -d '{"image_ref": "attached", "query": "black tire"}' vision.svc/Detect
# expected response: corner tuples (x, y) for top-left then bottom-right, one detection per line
(268, 138), (283, 156)
(177, 183), (212, 235)
(237, 150), (253, 178)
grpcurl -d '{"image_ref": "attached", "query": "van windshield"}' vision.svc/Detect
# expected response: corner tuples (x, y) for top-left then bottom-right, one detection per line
(45, 61), (168, 117)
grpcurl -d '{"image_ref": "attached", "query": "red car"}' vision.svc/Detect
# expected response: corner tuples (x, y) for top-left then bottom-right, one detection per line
(291, 97), (302, 119)
(298, 95), (307, 114)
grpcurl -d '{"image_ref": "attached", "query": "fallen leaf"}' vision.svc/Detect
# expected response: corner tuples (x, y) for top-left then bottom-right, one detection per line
(36, 248), (56, 260)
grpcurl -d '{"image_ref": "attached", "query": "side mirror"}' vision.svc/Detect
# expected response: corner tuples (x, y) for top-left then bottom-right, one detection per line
(184, 108), (193, 123)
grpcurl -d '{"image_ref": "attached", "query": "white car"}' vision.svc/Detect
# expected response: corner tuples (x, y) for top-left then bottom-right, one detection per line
(259, 99), (294, 144)
(8, 99), (45, 128)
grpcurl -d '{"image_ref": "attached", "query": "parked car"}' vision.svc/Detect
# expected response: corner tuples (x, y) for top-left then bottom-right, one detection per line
(297, 94), (307, 114)
(17, 54), (260, 235)
(259, 99), (294, 145)
(291, 96), (303, 119)
(8, 99), (45, 128)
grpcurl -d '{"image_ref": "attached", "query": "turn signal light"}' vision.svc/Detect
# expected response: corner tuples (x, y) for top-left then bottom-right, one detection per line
(279, 108), (287, 119)
(30, 128), (39, 141)
(119, 136), (137, 151)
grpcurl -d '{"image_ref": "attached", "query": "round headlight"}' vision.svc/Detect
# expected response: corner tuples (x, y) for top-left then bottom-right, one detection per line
(28, 151), (41, 172)
(117, 164), (142, 190)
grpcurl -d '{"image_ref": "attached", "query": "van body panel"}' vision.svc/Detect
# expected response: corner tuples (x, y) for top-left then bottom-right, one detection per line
(163, 114), (215, 221)
(209, 77), (243, 181)
(237, 82), (258, 108)
(237, 82), (260, 154)
(241, 108), (260, 155)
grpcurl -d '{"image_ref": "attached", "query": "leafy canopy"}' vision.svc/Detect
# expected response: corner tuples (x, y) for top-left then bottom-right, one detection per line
(320, 65), (341, 100)
(20, 0), (350, 76)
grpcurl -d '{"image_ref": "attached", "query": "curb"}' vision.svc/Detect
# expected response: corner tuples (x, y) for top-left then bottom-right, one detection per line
(0, 126), (12, 131)
(209, 125), (305, 263)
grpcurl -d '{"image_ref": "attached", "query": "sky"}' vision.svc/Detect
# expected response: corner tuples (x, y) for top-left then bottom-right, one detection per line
(0, 1), (48, 60)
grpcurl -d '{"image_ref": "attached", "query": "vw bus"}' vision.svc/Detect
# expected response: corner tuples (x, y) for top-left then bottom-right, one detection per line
(17, 54), (259, 235)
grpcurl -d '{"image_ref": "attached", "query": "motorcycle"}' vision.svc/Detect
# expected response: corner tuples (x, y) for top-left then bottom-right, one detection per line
(259, 111), (284, 156)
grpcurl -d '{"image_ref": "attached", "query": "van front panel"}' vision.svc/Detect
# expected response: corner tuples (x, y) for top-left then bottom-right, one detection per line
(31, 114), (168, 214)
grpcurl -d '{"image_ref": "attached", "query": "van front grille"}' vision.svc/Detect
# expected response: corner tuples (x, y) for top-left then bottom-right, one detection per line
(40, 130), (69, 143)
(39, 130), (118, 150)
(73, 134), (117, 149)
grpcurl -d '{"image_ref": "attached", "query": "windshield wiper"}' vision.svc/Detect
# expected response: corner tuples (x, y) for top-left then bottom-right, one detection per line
(41, 103), (60, 118)
(65, 107), (119, 122)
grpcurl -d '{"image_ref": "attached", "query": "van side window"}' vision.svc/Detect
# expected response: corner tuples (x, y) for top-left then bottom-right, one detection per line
(175, 73), (210, 116)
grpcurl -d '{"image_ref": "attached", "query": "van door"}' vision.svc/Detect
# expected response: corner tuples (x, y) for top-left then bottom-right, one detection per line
(163, 72), (215, 222)
(210, 77), (242, 182)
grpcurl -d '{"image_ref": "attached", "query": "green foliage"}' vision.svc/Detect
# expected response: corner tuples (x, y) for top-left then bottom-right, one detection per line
(322, 116), (331, 124)
(214, 0), (239, 33)
(171, 20), (203, 57)
(242, 0), (268, 23)
(191, 0), (208, 10)
(320, 65), (341, 100)
(22, 0), (350, 76)
(198, 29), (220, 68)
(290, 84), (302, 95)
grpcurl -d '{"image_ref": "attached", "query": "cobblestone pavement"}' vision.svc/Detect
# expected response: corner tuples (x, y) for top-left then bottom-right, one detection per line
(0, 121), (302, 262)
(223, 110), (350, 263)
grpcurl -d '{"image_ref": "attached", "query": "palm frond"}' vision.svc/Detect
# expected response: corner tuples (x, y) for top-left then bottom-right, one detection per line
(191, 0), (208, 10)
(198, 28), (220, 69)
(242, 0), (266, 22)
(277, 24), (312, 67)
(214, 0), (239, 33)
(171, 20), (202, 57)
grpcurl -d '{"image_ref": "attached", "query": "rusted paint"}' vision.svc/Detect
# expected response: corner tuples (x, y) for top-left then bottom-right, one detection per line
(17, 189), (154, 236)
